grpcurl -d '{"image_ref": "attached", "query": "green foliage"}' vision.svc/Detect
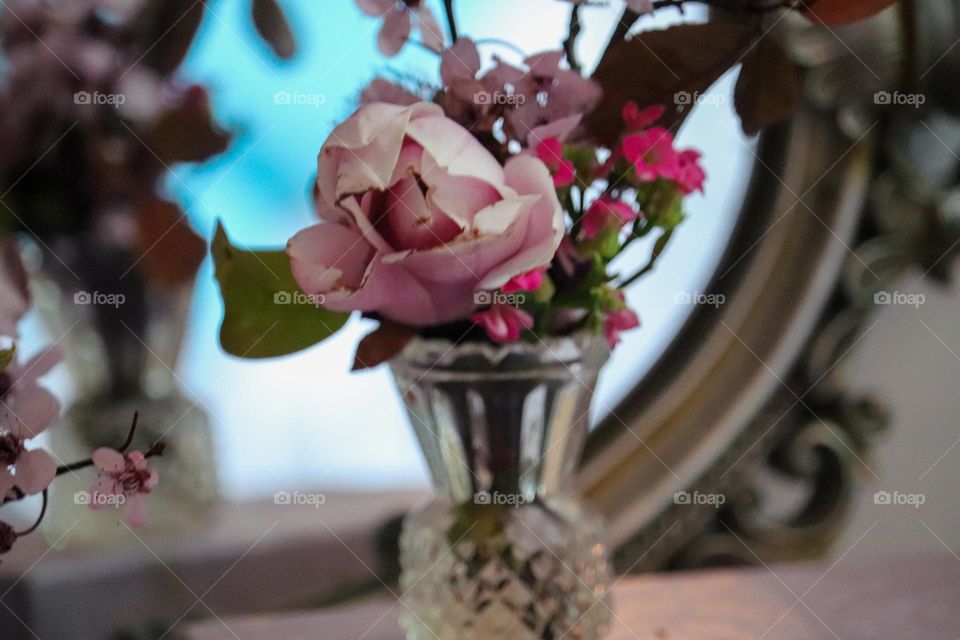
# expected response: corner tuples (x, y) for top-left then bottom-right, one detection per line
(212, 222), (349, 359)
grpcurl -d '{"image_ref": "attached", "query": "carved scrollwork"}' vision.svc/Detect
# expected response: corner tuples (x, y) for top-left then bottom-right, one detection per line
(611, 0), (960, 572)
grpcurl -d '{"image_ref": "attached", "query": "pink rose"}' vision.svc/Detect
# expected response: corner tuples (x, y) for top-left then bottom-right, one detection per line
(288, 102), (564, 327)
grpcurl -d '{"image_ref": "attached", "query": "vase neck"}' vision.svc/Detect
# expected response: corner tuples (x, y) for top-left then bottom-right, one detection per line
(390, 336), (608, 504)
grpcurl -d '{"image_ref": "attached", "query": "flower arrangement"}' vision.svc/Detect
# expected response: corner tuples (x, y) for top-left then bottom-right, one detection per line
(215, 0), (897, 365)
(0, 244), (162, 555)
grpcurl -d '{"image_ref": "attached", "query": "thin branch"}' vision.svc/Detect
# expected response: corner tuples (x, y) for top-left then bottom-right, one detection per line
(442, 0), (458, 43)
(0, 413), (165, 507)
(118, 411), (139, 453)
(14, 490), (47, 536)
(563, 4), (583, 73)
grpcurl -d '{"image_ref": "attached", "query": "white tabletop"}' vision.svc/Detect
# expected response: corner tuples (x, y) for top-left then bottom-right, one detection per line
(183, 551), (960, 639)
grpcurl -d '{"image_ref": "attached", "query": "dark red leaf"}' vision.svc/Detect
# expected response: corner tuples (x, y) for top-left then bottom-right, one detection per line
(800, 0), (899, 26)
(252, 0), (296, 59)
(586, 21), (754, 145)
(733, 38), (800, 135)
(352, 322), (416, 371)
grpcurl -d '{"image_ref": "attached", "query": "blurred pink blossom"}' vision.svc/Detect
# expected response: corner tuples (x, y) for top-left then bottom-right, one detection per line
(356, 0), (444, 57)
(582, 198), (639, 239)
(472, 305), (534, 343)
(622, 102), (665, 131)
(536, 138), (576, 188)
(0, 347), (62, 499)
(604, 307), (640, 348)
(622, 127), (681, 182)
(89, 448), (158, 527)
(502, 268), (545, 293)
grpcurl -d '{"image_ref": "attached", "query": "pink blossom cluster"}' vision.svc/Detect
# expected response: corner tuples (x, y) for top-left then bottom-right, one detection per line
(0, 253), (158, 553)
(284, 3), (709, 354)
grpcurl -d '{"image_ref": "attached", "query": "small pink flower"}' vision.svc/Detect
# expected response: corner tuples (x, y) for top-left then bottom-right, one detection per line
(626, 0), (654, 14)
(356, 0), (444, 57)
(556, 235), (583, 277)
(582, 198), (639, 239)
(536, 138), (575, 188)
(0, 347), (62, 499)
(472, 305), (534, 343)
(622, 127), (680, 183)
(622, 102), (664, 131)
(502, 268), (545, 294)
(89, 448), (158, 527)
(604, 307), (640, 348)
(668, 149), (706, 194)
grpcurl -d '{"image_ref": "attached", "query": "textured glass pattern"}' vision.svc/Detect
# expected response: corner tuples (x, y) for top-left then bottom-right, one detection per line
(391, 336), (613, 640)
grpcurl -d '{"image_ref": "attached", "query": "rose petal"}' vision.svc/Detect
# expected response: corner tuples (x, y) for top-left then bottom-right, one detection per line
(317, 102), (443, 205)
(287, 224), (376, 296)
(383, 175), (461, 250)
(424, 169), (501, 229)
(479, 156), (564, 290)
(405, 116), (505, 186)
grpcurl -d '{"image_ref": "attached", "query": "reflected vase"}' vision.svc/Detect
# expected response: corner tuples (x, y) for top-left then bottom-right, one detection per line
(390, 335), (613, 640)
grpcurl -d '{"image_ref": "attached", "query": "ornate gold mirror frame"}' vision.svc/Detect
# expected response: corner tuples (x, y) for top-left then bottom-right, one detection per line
(580, 0), (960, 570)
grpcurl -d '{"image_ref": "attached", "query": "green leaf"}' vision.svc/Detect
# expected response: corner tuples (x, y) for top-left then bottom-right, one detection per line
(212, 222), (349, 359)
(0, 343), (15, 371)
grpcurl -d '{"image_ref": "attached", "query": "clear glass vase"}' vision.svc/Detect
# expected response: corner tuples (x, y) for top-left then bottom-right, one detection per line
(390, 335), (614, 640)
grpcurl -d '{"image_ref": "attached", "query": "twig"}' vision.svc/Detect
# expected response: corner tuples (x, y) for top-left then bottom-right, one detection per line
(0, 413), (164, 506)
(442, 0), (458, 43)
(14, 490), (47, 536)
(563, 4), (583, 73)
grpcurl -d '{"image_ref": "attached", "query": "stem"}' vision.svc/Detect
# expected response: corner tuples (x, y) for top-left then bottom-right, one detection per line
(442, 0), (458, 43)
(563, 4), (582, 73)
(473, 38), (526, 58)
(14, 490), (47, 536)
